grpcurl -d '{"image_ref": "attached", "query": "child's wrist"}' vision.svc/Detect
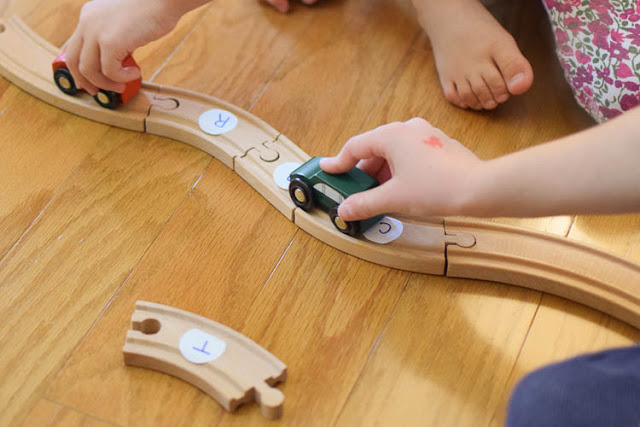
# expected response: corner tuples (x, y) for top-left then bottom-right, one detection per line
(452, 160), (496, 217)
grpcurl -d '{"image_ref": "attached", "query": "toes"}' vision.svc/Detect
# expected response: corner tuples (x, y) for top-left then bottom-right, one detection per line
(469, 76), (497, 109)
(483, 67), (510, 104)
(494, 41), (534, 95)
(457, 80), (482, 110)
(460, 80), (482, 110)
(442, 81), (467, 109)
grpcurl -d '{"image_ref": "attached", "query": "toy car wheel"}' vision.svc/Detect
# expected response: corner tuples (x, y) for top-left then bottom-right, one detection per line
(289, 178), (314, 211)
(53, 68), (79, 96)
(330, 207), (359, 237)
(94, 90), (119, 109)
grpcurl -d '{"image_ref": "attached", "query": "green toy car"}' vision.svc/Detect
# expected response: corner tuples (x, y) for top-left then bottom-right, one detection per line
(288, 157), (385, 236)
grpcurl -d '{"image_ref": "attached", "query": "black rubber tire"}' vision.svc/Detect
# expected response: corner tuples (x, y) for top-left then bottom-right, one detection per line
(289, 178), (314, 211)
(94, 90), (120, 109)
(330, 207), (359, 237)
(53, 67), (79, 96)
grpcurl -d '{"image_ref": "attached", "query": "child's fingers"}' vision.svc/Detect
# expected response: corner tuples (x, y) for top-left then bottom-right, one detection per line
(320, 125), (395, 173)
(101, 50), (141, 84)
(338, 181), (399, 221)
(79, 41), (126, 93)
(356, 157), (388, 180)
(66, 36), (99, 95)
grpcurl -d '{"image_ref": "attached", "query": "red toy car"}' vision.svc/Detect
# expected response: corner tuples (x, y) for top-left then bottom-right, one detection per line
(52, 52), (142, 109)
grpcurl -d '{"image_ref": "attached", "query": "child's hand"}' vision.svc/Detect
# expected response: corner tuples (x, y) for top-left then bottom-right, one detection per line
(320, 118), (482, 220)
(65, 0), (182, 95)
(262, 0), (320, 13)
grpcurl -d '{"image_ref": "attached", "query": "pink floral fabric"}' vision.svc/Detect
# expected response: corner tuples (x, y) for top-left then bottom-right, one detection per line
(543, 0), (640, 122)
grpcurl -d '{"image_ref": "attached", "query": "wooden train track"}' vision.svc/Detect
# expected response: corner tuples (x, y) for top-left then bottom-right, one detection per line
(123, 301), (287, 419)
(1, 15), (639, 333)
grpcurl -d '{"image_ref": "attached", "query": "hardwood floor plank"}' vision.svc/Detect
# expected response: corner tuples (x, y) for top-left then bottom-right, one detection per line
(149, 0), (317, 109)
(22, 398), (115, 427)
(0, 85), (108, 258)
(249, 0), (422, 155)
(336, 275), (540, 427)
(336, 1), (638, 425)
(1, 0), (85, 46)
(0, 6), (214, 419)
(0, 1), (209, 259)
(491, 214), (640, 425)
(0, 129), (211, 425)
(218, 234), (410, 426)
(3, 0), (639, 425)
(43, 162), (299, 425)
(41, 1), (426, 425)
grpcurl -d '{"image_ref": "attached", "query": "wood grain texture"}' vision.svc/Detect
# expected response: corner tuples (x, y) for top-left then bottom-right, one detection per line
(149, 0), (317, 110)
(0, 129), (211, 425)
(332, 1), (640, 425)
(123, 301), (287, 419)
(491, 214), (640, 425)
(40, 1), (424, 424)
(336, 275), (540, 427)
(0, 5), (214, 421)
(1, 17), (481, 283)
(248, 0), (422, 155)
(0, 84), (108, 258)
(2, 0), (640, 425)
(22, 399), (114, 427)
(44, 161), (299, 425)
(445, 219), (640, 329)
(0, 0), (209, 258)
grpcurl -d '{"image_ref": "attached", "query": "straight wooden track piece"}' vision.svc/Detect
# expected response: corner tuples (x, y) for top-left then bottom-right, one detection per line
(123, 301), (287, 419)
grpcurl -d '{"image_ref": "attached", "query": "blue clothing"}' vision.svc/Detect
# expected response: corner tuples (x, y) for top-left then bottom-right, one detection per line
(507, 346), (640, 427)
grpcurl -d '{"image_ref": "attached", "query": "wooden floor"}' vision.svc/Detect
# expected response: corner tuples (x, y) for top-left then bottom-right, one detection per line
(2, 0), (640, 425)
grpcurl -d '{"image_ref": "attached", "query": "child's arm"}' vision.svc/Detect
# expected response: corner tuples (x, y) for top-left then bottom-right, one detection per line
(65, 0), (210, 95)
(320, 110), (640, 220)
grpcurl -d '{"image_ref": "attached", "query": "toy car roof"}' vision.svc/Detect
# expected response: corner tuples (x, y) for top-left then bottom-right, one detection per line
(290, 157), (379, 197)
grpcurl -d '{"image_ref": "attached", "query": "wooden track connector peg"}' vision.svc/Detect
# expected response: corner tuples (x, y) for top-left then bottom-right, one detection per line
(123, 301), (287, 419)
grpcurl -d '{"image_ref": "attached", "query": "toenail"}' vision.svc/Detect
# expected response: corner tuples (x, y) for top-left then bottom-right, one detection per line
(509, 73), (524, 85)
(486, 101), (497, 109)
(497, 94), (509, 103)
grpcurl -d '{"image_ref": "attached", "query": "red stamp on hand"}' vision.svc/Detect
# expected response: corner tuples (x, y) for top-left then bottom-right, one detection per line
(423, 136), (443, 148)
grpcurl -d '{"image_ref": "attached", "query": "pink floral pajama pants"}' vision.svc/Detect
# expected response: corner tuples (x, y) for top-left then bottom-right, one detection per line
(544, 0), (640, 122)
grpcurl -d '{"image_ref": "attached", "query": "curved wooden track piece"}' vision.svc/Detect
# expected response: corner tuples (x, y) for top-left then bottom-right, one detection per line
(2, 15), (640, 330)
(123, 301), (287, 419)
(445, 219), (640, 329)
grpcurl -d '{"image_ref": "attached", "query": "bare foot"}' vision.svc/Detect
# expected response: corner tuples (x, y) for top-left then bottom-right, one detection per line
(414, 0), (533, 110)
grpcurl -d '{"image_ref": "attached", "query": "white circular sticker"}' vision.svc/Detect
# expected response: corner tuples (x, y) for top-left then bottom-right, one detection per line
(363, 217), (404, 244)
(179, 328), (226, 364)
(273, 162), (302, 190)
(198, 109), (238, 135)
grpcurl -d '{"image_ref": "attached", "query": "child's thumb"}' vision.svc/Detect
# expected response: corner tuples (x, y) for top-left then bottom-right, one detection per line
(103, 53), (141, 83)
